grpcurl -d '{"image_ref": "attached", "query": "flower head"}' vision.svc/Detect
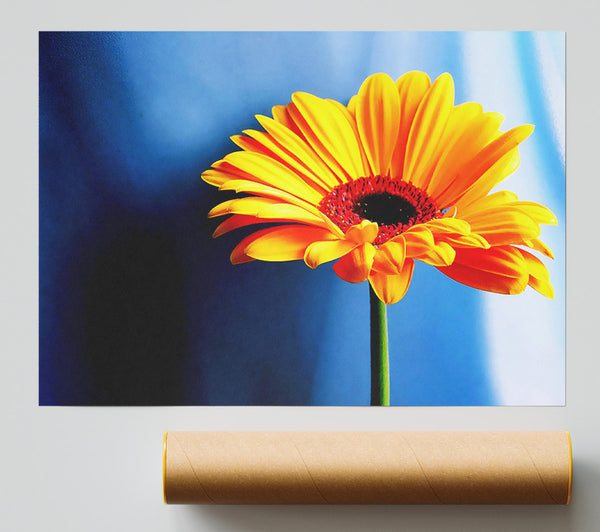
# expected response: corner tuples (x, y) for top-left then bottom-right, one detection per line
(203, 72), (556, 304)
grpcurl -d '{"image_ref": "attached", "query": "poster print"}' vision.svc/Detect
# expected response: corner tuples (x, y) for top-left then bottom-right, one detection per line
(39, 32), (565, 406)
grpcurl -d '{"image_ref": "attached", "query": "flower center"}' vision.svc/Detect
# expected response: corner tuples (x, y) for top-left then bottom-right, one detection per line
(319, 176), (442, 245)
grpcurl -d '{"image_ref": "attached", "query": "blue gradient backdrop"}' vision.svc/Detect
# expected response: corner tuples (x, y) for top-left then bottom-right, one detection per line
(39, 32), (565, 405)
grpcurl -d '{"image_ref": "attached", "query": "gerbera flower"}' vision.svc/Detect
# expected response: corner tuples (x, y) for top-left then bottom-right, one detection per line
(202, 71), (556, 305)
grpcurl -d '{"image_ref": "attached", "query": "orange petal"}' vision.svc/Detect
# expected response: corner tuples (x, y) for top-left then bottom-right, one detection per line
(232, 225), (336, 264)
(345, 219), (379, 244)
(304, 239), (358, 269)
(368, 259), (415, 305)
(355, 73), (401, 177)
(437, 246), (529, 295)
(332, 243), (376, 283)
(372, 239), (406, 275)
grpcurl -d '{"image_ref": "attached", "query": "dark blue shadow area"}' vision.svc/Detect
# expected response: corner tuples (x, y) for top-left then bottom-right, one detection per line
(39, 31), (372, 405)
(40, 31), (505, 405)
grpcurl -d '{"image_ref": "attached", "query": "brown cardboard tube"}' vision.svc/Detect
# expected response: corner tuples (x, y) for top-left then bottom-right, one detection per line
(163, 431), (572, 505)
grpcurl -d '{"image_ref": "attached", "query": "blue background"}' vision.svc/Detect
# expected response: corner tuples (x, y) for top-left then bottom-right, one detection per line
(39, 32), (565, 405)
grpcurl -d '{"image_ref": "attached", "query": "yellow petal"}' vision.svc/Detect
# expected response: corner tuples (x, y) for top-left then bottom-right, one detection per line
(208, 196), (332, 230)
(454, 149), (521, 211)
(459, 195), (557, 228)
(326, 98), (372, 176)
(234, 225), (336, 263)
(332, 243), (376, 283)
(390, 71), (431, 179)
(231, 131), (330, 193)
(252, 203), (333, 228)
(437, 232), (489, 249)
(218, 179), (326, 217)
(255, 115), (341, 189)
(419, 102), (483, 192)
(426, 217), (472, 235)
(271, 104), (303, 136)
(224, 151), (324, 205)
(368, 259), (415, 305)
(291, 92), (364, 181)
(202, 166), (231, 186)
(355, 73), (401, 177)
(456, 190), (519, 218)
(415, 241), (456, 267)
(411, 218), (487, 250)
(508, 201), (558, 225)
(522, 238), (554, 259)
(208, 159), (263, 184)
(466, 207), (541, 246)
(400, 225), (434, 250)
(347, 94), (358, 116)
(528, 276), (554, 298)
(208, 196), (280, 218)
(426, 108), (504, 198)
(517, 248), (554, 298)
(435, 125), (534, 208)
(395, 225), (456, 265)
(213, 214), (280, 238)
(517, 248), (550, 281)
(403, 73), (454, 188)
(304, 239), (358, 269)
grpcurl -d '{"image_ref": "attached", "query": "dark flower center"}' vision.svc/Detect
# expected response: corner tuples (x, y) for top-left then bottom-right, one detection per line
(354, 193), (417, 227)
(319, 176), (442, 245)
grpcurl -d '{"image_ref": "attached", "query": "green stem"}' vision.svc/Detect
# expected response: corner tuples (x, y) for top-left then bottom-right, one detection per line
(369, 285), (389, 406)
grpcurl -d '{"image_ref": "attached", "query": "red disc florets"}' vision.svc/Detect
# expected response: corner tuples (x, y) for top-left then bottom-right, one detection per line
(319, 176), (442, 245)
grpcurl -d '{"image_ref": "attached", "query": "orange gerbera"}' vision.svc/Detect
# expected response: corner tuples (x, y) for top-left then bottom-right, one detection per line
(202, 72), (556, 305)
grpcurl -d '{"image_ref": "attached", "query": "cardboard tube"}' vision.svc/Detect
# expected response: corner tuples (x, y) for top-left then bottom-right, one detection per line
(163, 431), (572, 505)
